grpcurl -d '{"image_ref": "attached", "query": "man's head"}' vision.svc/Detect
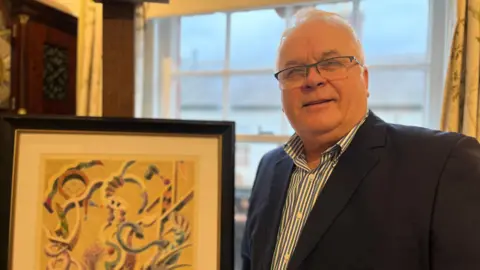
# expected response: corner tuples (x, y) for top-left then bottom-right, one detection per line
(276, 8), (369, 141)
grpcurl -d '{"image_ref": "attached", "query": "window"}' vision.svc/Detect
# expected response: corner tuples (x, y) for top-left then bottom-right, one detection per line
(140, 0), (454, 269)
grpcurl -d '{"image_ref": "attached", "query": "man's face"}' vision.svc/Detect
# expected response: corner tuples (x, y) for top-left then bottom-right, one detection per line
(277, 19), (369, 137)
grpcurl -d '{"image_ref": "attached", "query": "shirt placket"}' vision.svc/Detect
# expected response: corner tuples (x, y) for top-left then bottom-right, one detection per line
(272, 173), (300, 270)
(282, 169), (319, 268)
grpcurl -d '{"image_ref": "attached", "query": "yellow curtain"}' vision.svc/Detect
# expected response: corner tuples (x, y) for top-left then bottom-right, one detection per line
(76, 0), (103, 117)
(441, 0), (480, 140)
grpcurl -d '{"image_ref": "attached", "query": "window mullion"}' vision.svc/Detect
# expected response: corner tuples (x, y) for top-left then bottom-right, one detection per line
(426, 0), (450, 129)
(352, 0), (361, 39)
(223, 12), (232, 121)
(173, 16), (182, 119)
(152, 19), (161, 118)
(280, 6), (294, 135)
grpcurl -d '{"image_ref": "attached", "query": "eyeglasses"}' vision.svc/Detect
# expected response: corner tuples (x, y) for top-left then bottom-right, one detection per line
(274, 56), (362, 89)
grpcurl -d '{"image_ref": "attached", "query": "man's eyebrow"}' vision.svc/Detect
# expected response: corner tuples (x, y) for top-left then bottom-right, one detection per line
(284, 60), (304, 67)
(319, 50), (341, 60)
(282, 50), (342, 68)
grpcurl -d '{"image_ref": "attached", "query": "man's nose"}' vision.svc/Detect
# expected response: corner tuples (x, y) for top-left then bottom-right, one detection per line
(304, 66), (327, 89)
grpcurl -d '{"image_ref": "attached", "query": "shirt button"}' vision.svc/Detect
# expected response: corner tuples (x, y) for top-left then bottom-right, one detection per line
(284, 254), (290, 260)
(296, 212), (303, 219)
(308, 174), (315, 181)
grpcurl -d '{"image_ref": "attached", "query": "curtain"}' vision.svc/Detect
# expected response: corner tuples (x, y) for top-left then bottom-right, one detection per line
(441, 0), (480, 140)
(76, 0), (103, 117)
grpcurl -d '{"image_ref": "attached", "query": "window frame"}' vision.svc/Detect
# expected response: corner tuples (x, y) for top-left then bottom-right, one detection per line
(139, 0), (455, 142)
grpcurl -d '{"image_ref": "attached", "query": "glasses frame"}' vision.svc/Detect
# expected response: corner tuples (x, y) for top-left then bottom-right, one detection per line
(273, 56), (363, 82)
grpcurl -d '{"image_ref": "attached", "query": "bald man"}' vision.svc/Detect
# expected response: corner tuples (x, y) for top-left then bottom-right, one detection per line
(240, 8), (480, 270)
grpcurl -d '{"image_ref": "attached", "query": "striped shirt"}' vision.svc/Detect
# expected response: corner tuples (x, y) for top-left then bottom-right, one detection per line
(270, 113), (368, 270)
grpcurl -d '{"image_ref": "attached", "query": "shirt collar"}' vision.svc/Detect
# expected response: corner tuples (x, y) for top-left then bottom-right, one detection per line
(284, 110), (369, 164)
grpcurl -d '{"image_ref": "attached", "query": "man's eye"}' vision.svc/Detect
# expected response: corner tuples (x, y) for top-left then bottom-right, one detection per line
(322, 61), (343, 67)
(286, 68), (305, 76)
(319, 61), (345, 71)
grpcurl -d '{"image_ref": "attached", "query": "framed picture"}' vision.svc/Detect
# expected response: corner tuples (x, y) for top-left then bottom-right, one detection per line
(0, 114), (235, 270)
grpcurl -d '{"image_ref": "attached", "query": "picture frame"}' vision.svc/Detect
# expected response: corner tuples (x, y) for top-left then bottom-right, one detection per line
(0, 114), (235, 270)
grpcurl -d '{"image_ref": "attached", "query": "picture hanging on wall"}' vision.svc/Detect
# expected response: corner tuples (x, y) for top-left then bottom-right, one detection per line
(0, 115), (235, 270)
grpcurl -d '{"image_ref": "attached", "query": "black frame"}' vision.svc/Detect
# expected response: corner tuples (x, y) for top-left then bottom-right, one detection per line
(0, 114), (235, 270)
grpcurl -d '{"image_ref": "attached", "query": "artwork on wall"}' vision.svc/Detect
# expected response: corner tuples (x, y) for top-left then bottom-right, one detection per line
(0, 115), (235, 269)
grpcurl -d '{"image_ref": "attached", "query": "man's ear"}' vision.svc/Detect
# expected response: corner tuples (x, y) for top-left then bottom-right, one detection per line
(362, 65), (369, 97)
(362, 65), (369, 88)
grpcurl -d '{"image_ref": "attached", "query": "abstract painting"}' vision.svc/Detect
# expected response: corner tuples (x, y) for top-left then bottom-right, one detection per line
(0, 115), (234, 270)
(39, 156), (196, 269)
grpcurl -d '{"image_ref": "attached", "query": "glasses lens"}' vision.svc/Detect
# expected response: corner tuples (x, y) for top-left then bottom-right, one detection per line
(316, 58), (349, 80)
(278, 67), (306, 88)
(276, 57), (352, 89)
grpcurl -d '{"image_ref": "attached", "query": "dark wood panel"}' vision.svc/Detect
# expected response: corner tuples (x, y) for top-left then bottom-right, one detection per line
(100, 0), (169, 117)
(102, 3), (135, 117)
(0, 0), (11, 27)
(24, 20), (76, 115)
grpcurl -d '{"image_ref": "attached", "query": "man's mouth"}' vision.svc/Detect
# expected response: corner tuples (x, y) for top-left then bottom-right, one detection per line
(302, 99), (335, 107)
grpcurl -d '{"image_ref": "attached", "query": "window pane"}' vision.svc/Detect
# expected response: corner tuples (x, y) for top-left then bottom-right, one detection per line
(180, 13), (226, 71)
(359, 0), (429, 65)
(229, 74), (284, 134)
(234, 141), (281, 270)
(230, 109), (285, 135)
(368, 69), (426, 106)
(316, 2), (354, 25)
(229, 74), (281, 107)
(284, 113), (295, 135)
(176, 75), (223, 120)
(396, 110), (424, 126)
(235, 142), (281, 187)
(230, 9), (285, 69)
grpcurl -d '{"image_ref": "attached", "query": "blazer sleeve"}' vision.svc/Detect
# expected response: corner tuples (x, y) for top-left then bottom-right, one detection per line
(240, 154), (267, 270)
(431, 136), (480, 270)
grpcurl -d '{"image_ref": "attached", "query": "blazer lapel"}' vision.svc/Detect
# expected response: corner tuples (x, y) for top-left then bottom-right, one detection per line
(288, 112), (386, 269)
(255, 155), (294, 270)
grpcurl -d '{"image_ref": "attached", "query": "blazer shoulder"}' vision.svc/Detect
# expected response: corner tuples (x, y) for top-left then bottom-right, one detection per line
(386, 123), (468, 151)
(262, 145), (288, 162)
(250, 145), (286, 176)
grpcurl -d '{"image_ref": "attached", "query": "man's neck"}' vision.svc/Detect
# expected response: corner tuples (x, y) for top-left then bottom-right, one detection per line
(302, 132), (341, 167)
(301, 112), (368, 168)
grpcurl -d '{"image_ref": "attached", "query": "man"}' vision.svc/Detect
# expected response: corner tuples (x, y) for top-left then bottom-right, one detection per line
(241, 7), (480, 270)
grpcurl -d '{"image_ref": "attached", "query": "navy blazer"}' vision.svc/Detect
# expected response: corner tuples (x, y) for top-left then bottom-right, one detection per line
(241, 111), (480, 270)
